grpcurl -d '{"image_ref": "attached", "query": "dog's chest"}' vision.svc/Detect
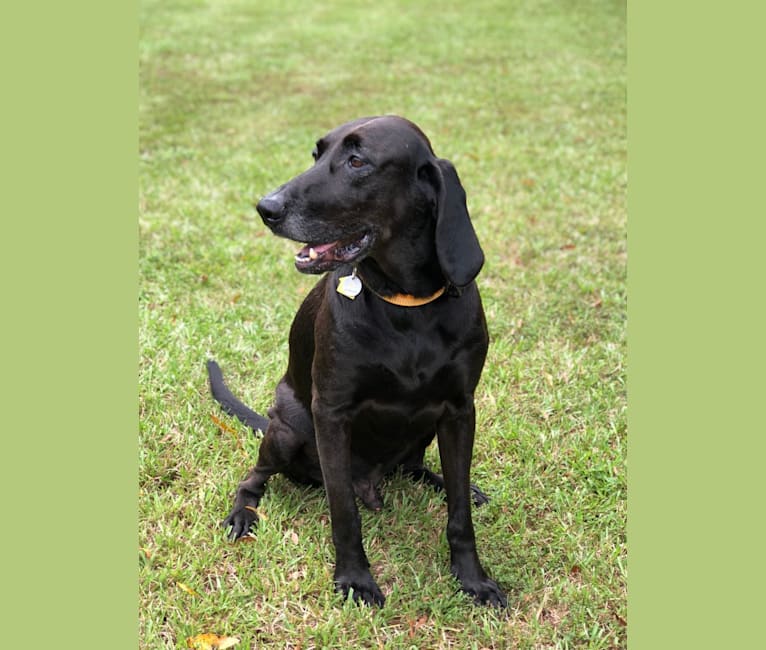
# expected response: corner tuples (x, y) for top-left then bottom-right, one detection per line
(347, 316), (476, 412)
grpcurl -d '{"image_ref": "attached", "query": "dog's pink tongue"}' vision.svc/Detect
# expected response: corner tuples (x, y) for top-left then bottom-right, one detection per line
(299, 241), (338, 260)
(312, 241), (337, 254)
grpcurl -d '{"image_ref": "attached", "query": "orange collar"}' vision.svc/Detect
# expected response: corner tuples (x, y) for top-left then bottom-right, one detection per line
(357, 269), (447, 307)
(367, 285), (446, 307)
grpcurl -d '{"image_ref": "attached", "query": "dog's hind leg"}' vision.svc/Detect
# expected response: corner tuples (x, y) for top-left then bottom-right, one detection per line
(402, 450), (490, 507)
(222, 415), (305, 540)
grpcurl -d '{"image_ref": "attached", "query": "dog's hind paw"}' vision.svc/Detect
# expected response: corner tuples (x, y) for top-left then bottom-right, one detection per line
(406, 466), (490, 507)
(470, 483), (490, 507)
(222, 506), (260, 541)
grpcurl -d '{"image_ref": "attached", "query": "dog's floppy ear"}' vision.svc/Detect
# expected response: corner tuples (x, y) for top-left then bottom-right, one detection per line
(420, 158), (484, 288)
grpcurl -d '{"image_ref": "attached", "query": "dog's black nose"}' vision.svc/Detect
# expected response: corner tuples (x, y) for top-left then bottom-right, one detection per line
(256, 195), (285, 225)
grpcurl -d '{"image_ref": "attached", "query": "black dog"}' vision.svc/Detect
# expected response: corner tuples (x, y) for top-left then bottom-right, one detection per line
(208, 115), (506, 608)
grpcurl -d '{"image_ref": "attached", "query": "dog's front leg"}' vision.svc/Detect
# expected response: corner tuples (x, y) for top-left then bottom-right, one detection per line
(437, 403), (507, 607)
(313, 400), (385, 606)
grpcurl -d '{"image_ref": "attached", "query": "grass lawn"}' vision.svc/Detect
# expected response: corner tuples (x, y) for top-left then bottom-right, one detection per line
(139, 1), (626, 648)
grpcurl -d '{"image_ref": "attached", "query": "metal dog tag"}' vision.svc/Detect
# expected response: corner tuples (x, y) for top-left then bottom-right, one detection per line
(337, 269), (362, 300)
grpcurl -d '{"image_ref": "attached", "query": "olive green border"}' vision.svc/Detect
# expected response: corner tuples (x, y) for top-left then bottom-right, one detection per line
(7, 1), (764, 647)
(629, 3), (765, 648)
(3, 2), (136, 648)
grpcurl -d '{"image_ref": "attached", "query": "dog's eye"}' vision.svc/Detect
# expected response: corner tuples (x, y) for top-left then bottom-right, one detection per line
(348, 155), (366, 169)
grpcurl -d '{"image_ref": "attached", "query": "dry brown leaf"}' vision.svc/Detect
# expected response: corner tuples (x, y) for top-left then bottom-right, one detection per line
(243, 505), (267, 520)
(187, 633), (218, 649)
(176, 581), (200, 597)
(210, 414), (238, 437)
(187, 633), (240, 649)
(408, 614), (429, 638)
(211, 414), (248, 457)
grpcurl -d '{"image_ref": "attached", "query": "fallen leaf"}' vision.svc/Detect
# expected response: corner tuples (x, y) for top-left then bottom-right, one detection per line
(186, 633), (240, 649)
(408, 615), (429, 638)
(211, 415), (249, 457)
(177, 582), (200, 597)
(210, 414), (238, 437)
(559, 243), (576, 250)
(288, 569), (305, 581)
(243, 505), (267, 520)
(290, 531), (300, 545)
(187, 634), (217, 649)
(139, 547), (151, 559)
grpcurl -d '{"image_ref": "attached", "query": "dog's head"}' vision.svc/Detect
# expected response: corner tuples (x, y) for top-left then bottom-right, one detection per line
(256, 115), (484, 288)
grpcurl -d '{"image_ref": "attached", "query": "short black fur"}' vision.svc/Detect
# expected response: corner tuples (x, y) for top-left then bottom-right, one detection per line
(208, 115), (506, 608)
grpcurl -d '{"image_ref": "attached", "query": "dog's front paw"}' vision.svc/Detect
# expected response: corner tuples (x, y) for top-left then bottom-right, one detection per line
(334, 571), (386, 607)
(458, 575), (507, 608)
(462, 578), (508, 609)
(221, 506), (259, 541)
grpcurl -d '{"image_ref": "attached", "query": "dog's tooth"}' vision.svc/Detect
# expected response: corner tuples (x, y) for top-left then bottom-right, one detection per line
(309, 247), (318, 260)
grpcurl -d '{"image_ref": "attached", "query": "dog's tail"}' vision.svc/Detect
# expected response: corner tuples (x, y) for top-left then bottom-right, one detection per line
(206, 360), (270, 434)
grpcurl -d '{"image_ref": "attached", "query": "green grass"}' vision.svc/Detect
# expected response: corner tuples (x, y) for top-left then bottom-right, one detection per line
(139, 1), (626, 648)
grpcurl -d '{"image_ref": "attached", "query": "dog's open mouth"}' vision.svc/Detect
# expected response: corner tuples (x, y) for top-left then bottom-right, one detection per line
(294, 231), (374, 273)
